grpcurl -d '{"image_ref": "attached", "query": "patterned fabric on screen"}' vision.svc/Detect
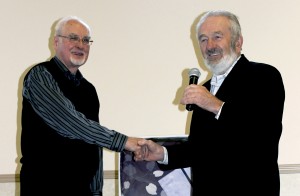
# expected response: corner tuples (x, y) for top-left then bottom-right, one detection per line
(119, 136), (191, 196)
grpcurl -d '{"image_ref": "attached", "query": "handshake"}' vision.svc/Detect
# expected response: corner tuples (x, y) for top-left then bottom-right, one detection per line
(124, 137), (165, 162)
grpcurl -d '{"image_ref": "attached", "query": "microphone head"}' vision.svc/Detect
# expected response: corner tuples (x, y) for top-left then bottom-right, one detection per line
(188, 68), (200, 78)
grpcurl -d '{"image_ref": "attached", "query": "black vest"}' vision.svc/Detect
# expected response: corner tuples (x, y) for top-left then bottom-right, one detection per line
(21, 59), (100, 195)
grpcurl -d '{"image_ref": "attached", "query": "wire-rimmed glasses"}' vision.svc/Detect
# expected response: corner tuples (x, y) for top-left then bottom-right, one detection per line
(58, 34), (93, 45)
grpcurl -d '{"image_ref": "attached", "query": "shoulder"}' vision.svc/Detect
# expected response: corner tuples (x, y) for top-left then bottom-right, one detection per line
(239, 55), (282, 78)
(26, 60), (52, 74)
(249, 61), (282, 82)
(24, 60), (54, 82)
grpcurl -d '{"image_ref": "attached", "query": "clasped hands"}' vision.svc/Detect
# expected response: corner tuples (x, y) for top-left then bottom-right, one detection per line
(125, 84), (221, 162)
(125, 137), (164, 162)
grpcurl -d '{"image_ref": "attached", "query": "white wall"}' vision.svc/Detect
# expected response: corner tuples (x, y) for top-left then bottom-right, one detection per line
(1, 0), (299, 179)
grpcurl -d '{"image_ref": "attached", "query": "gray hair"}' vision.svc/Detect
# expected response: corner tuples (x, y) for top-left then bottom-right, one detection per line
(54, 16), (91, 36)
(196, 10), (242, 49)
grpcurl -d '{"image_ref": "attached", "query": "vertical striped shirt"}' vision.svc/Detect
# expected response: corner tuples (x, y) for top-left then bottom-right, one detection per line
(22, 56), (128, 194)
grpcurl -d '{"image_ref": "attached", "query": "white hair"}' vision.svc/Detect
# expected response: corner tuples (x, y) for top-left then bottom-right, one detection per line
(54, 16), (91, 36)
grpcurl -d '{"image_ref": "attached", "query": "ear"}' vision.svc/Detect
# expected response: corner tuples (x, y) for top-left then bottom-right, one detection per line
(235, 35), (243, 52)
(53, 36), (59, 49)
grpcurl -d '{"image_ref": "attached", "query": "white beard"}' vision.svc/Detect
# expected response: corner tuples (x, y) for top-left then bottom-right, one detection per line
(70, 56), (86, 67)
(205, 50), (238, 75)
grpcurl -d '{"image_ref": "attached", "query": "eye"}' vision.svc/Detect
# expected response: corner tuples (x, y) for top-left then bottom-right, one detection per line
(214, 33), (223, 40)
(198, 34), (208, 43)
(199, 37), (207, 43)
(69, 36), (80, 42)
(82, 38), (90, 44)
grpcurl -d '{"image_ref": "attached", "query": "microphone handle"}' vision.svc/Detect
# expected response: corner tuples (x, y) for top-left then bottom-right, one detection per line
(186, 75), (199, 111)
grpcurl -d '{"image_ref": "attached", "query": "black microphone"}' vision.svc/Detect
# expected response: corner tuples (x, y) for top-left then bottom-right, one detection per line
(186, 68), (201, 111)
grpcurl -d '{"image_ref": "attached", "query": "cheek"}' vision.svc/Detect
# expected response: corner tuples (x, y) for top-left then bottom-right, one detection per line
(199, 44), (206, 53)
(84, 47), (90, 56)
(218, 43), (230, 54)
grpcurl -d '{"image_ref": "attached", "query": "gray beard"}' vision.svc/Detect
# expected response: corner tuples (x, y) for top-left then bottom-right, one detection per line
(205, 52), (238, 75)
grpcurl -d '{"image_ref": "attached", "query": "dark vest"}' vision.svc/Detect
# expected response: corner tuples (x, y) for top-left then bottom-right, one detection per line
(21, 59), (100, 195)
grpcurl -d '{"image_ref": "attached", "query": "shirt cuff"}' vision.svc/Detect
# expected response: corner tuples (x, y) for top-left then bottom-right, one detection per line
(157, 146), (168, 165)
(215, 102), (225, 119)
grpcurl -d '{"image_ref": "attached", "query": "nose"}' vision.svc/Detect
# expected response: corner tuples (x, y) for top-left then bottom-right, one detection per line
(206, 39), (216, 50)
(76, 39), (84, 45)
(74, 39), (86, 49)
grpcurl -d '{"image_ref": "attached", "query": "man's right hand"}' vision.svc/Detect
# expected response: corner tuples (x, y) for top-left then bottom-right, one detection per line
(133, 139), (165, 162)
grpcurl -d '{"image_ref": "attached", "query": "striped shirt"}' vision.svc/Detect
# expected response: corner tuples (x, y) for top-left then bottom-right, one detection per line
(22, 56), (128, 193)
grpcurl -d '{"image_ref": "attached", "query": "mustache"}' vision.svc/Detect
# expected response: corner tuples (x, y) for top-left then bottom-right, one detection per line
(206, 48), (222, 56)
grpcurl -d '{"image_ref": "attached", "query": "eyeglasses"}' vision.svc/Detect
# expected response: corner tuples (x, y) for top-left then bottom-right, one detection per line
(58, 34), (93, 45)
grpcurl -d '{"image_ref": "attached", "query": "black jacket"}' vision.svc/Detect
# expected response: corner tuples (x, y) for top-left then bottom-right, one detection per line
(165, 54), (285, 196)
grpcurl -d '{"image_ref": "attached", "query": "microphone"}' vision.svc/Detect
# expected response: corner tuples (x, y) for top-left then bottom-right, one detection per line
(186, 68), (201, 111)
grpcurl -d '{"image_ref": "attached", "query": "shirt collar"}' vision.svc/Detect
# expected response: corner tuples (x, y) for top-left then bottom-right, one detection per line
(211, 55), (241, 86)
(53, 56), (83, 86)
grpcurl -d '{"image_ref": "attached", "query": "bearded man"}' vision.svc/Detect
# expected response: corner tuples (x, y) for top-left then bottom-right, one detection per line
(136, 10), (285, 196)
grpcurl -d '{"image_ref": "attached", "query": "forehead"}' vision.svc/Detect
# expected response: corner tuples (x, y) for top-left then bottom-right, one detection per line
(199, 16), (230, 35)
(62, 20), (90, 36)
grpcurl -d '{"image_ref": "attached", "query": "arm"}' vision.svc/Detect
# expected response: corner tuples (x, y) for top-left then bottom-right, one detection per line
(23, 65), (128, 151)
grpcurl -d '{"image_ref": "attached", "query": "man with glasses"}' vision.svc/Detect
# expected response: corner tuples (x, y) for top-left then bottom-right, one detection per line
(20, 16), (145, 196)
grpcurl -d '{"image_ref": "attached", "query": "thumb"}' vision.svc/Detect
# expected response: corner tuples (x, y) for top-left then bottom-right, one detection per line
(138, 139), (146, 145)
